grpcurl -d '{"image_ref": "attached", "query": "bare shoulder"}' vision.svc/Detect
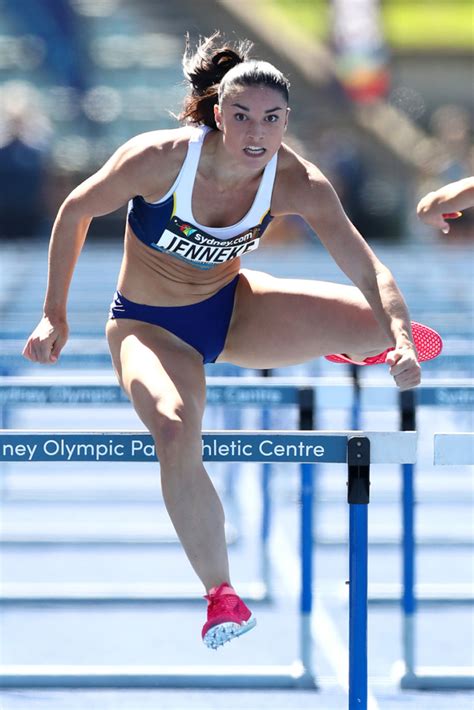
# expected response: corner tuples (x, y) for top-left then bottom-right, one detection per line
(272, 143), (335, 218)
(90, 125), (196, 203)
(114, 126), (192, 179)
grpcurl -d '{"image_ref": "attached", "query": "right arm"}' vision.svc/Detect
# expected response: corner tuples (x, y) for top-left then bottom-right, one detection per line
(23, 132), (174, 363)
(416, 176), (474, 234)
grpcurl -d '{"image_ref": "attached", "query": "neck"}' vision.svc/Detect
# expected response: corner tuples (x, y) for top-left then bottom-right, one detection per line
(201, 130), (265, 188)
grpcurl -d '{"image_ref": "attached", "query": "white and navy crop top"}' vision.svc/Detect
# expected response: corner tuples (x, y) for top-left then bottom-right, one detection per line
(128, 125), (277, 270)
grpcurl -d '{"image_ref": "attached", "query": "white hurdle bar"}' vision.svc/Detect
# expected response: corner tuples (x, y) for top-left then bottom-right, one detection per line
(398, 432), (474, 691)
(0, 429), (417, 701)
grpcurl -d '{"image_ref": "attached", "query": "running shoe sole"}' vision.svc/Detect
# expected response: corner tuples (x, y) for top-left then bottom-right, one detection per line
(325, 322), (443, 365)
(203, 617), (257, 650)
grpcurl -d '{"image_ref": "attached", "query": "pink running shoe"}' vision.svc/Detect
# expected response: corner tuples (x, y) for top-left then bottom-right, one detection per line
(202, 583), (256, 649)
(325, 322), (443, 366)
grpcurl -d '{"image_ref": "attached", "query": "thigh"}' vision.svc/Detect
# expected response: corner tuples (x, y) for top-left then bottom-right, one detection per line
(106, 318), (206, 433)
(219, 268), (388, 369)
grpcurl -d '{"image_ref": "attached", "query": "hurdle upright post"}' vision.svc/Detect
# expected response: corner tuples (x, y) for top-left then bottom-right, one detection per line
(260, 369), (273, 596)
(399, 432), (474, 690)
(400, 389), (417, 678)
(347, 436), (370, 710)
(298, 387), (316, 685)
(349, 364), (361, 430)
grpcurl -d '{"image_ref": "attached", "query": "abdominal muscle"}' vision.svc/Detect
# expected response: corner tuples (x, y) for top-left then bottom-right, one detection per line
(115, 225), (242, 306)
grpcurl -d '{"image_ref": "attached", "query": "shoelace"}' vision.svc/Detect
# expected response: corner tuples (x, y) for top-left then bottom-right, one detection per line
(206, 592), (239, 615)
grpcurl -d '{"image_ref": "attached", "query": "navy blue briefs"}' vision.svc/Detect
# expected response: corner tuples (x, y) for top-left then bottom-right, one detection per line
(108, 275), (239, 364)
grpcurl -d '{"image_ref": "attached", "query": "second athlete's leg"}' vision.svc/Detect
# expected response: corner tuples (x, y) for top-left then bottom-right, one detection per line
(107, 319), (230, 592)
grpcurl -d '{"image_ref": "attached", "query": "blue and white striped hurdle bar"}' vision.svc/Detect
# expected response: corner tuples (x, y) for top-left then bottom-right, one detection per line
(0, 429), (417, 707)
(0, 374), (473, 409)
(397, 432), (474, 692)
(0, 430), (415, 465)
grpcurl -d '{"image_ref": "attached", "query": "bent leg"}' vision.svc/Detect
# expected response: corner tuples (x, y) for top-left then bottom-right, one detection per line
(219, 269), (393, 368)
(107, 318), (230, 592)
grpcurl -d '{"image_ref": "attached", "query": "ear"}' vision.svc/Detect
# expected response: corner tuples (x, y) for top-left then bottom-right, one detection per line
(284, 107), (290, 131)
(214, 103), (223, 130)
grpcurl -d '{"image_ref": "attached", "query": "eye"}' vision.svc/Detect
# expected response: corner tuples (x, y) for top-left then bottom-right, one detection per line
(265, 114), (279, 123)
(234, 113), (248, 121)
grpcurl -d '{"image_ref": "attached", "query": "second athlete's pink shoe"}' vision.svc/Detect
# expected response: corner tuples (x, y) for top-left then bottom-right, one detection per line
(325, 321), (443, 366)
(202, 583), (256, 650)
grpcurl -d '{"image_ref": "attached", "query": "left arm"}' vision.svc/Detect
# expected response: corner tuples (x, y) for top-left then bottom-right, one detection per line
(288, 160), (420, 388)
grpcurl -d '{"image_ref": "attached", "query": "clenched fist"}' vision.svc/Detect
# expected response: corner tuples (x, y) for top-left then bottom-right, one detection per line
(23, 316), (69, 364)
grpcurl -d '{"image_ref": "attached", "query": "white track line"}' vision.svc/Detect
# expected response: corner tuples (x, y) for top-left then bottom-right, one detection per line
(270, 520), (381, 710)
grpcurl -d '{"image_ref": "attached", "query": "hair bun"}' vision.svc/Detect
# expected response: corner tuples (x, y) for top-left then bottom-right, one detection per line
(211, 50), (242, 77)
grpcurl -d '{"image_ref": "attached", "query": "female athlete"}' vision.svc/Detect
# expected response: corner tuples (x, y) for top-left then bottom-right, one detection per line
(23, 33), (441, 649)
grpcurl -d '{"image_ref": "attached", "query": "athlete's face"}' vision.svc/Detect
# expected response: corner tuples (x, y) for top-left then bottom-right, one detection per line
(214, 85), (289, 164)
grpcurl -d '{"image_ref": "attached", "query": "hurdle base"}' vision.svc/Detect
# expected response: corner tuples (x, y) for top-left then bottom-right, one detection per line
(0, 663), (318, 689)
(398, 665), (474, 690)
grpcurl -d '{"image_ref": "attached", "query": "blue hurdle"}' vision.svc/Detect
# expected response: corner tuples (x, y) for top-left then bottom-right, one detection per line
(0, 377), (362, 606)
(367, 383), (474, 605)
(397, 433), (474, 691)
(0, 429), (416, 704)
(395, 391), (474, 691)
(0, 336), (472, 372)
(0, 378), (333, 604)
(1, 377), (472, 590)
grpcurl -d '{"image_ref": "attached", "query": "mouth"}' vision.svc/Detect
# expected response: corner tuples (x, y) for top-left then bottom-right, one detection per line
(243, 146), (266, 157)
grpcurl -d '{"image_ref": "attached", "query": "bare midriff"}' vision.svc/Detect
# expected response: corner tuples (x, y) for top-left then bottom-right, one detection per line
(116, 226), (242, 306)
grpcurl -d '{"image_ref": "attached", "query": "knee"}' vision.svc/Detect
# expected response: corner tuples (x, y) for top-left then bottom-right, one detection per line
(150, 411), (200, 465)
(152, 414), (184, 449)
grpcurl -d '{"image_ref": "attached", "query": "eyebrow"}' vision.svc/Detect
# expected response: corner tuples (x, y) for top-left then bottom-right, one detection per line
(231, 102), (283, 113)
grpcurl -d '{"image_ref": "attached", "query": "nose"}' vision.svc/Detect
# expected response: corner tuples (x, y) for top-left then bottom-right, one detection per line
(246, 120), (264, 143)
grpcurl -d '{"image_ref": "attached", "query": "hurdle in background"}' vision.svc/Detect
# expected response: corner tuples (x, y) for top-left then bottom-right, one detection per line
(1, 377), (472, 603)
(398, 433), (474, 691)
(368, 384), (474, 604)
(378, 391), (473, 691)
(0, 429), (416, 706)
(347, 371), (474, 688)
(0, 336), (472, 374)
(0, 377), (357, 605)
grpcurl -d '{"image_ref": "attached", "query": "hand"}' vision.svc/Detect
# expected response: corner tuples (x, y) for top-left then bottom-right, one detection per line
(416, 194), (461, 234)
(386, 344), (421, 391)
(22, 316), (69, 364)
(416, 178), (470, 234)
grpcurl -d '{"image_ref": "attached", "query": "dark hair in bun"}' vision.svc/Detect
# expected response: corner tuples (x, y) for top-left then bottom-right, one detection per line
(179, 31), (289, 129)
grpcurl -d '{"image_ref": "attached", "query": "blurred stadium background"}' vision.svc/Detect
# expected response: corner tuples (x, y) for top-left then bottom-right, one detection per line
(0, 0), (472, 243)
(0, 2), (472, 710)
